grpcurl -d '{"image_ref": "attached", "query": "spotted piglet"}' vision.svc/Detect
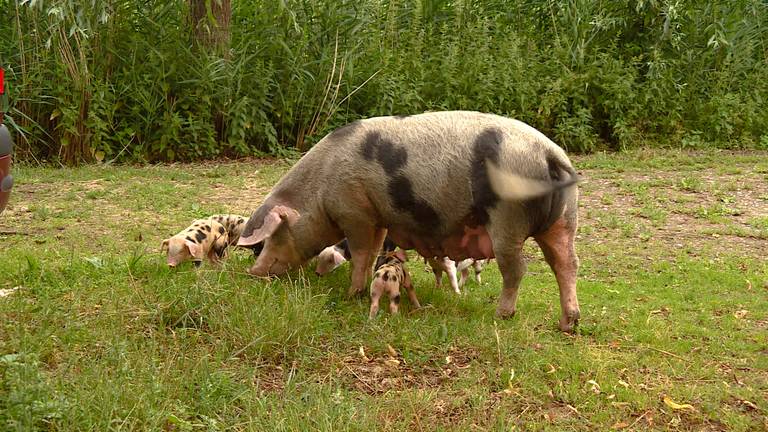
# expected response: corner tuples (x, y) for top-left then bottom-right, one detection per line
(314, 239), (351, 276)
(457, 259), (488, 286)
(426, 257), (461, 294)
(162, 219), (229, 267)
(369, 249), (421, 319)
(209, 214), (247, 246)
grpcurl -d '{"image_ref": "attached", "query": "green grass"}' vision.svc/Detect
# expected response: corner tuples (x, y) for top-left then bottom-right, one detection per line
(1, 150), (767, 431)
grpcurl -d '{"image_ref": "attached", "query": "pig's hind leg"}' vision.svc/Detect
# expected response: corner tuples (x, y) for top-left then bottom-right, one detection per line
(534, 217), (580, 333)
(488, 220), (528, 320)
(492, 243), (527, 320)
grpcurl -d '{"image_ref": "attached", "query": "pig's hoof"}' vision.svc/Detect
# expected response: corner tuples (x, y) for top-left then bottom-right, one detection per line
(495, 306), (516, 320)
(346, 287), (366, 298)
(559, 310), (581, 333)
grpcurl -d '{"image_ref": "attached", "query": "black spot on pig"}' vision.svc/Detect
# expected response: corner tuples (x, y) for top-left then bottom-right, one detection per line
(388, 176), (440, 229)
(204, 225), (211, 232)
(360, 133), (378, 161)
(382, 271), (389, 282)
(378, 141), (407, 173)
(242, 205), (273, 238)
(468, 128), (502, 226)
(195, 230), (207, 243)
(392, 294), (401, 305)
(361, 131), (440, 231)
(218, 226), (225, 235)
(360, 131), (406, 173)
(526, 154), (576, 235)
(186, 236), (195, 243)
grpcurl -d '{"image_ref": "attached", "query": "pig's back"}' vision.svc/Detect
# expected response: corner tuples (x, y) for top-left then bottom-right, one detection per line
(312, 111), (569, 236)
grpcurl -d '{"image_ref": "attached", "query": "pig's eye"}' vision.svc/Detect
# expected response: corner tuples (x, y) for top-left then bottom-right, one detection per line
(268, 260), (288, 275)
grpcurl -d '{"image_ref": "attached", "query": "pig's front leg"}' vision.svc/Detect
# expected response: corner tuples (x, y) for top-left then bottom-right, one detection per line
(346, 227), (387, 297)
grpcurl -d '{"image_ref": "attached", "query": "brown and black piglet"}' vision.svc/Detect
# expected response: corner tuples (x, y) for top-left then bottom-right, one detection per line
(162, 218), (229, 267)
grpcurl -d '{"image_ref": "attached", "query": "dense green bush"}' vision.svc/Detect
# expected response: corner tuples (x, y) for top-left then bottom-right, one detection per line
(1, 0), (766, 163)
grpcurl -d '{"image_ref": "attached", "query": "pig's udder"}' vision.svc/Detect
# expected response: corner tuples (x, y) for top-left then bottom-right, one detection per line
(458, 225), (494, 259)
(387, 226), (494, 261)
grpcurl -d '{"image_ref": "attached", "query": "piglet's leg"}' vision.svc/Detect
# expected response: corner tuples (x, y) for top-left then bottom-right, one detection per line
(433, 269), (443, 288)
(369, 280), (383, 319)
(444, 258), (460, 294)
(473, 260), (484, 284)
(388, 286), (401, 315)
(402, 269), (420, 309)
(428, 258), (443, 288)
(458, 262), (470, 288)
(346, 226), (386, 297)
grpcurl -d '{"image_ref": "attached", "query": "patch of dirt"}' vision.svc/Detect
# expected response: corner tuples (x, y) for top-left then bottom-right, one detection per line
(207, 179), (271, 215)
(578, 167), (768, 259)
(338, 346), (480, 395)
(252, 364), (289, 393)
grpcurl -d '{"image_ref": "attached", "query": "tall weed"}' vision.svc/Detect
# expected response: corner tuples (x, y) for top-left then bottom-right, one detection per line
(0, 0), (766, 163)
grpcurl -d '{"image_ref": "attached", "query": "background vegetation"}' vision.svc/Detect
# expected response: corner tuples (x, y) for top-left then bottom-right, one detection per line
(1, 0), (767, 164)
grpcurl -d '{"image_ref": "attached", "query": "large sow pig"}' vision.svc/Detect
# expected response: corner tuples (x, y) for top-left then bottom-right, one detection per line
(238, 111), (581, 331)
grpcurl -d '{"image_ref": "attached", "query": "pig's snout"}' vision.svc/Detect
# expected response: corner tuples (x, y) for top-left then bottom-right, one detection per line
(247, 259), (289, 277)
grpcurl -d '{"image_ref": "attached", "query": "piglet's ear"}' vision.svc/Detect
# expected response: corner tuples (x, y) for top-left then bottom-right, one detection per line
(332, 250), (347, 268)
(237, 205), (300, 247)
(185, 240), (204, 260)
(160, 239), (169, 253)
(394, 248), (408, 262)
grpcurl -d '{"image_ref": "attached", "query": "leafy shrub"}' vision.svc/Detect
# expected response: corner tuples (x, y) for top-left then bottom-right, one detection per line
(0, 0), (766, 163)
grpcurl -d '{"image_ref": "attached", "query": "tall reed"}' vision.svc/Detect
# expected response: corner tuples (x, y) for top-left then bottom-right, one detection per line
(1, 0), (766, 163)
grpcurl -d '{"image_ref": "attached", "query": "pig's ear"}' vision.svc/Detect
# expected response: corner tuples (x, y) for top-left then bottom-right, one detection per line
(185, 240), (204, 260)
(237, 205), (300, 246)
(394, 248), (408, 262)
(160, 239), (169, 253)
(332, 250), (347, 267)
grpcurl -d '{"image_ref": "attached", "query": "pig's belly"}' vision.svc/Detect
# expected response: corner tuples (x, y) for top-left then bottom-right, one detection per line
(387, 225), (494, 260)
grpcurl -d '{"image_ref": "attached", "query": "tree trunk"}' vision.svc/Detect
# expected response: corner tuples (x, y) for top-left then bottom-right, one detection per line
(188, 0), (231, 56)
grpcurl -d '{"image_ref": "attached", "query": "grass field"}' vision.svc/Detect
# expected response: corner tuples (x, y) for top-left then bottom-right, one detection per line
(1, 150), (767, 431)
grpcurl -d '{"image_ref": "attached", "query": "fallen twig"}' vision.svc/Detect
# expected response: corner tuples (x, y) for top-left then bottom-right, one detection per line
(641, 345), (688, 362)
(0, 230), (30, 236)
(627, 410), (651, 429)
(345, 364), (376, 394)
